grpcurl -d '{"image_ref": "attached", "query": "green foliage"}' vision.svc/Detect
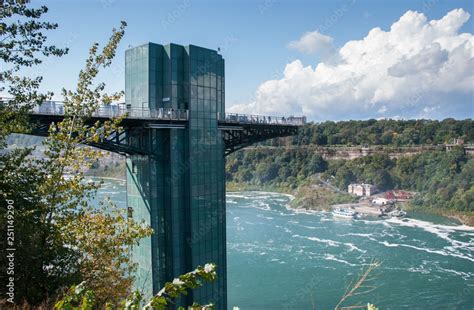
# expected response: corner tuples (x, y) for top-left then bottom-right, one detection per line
(36, 20), (151, 307)
(323, 149), (473, 212)
(226, 117), (473, 192)
(227, 144), (473, 213)
(291, 184), (358, 211)
(144, 264), (217, 310)
(330, 154), (395, 190)
(226, 148), (328, 190)
(0, 2), (152, 306)
(0, 1), (74, 304)
(54, 264), (217, 310)
(55, 282), (95, 310)
(256, 162), (280, 183)
(0, 147), (82, 303)
(334, 165), (356, 189)
(283, 119), (474, 147)
(0, 0), (68, 145)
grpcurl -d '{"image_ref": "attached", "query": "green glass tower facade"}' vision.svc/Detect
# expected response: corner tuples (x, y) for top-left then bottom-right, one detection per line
(125, 43), (226, 309)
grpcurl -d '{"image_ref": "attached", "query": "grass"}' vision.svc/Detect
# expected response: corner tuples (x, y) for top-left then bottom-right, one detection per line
(290, 183), (358, 211)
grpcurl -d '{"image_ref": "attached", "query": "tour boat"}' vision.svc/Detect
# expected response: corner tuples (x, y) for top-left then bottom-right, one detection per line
(332, 207), (358, 219)
(387, 209), (407, 218)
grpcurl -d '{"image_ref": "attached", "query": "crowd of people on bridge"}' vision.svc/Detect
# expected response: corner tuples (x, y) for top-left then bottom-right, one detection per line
(223, 113), (305, 125)
(27, 100), (306, 124)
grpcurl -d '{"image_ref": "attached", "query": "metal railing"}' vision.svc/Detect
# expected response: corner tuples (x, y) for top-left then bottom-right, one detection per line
(3, 98), (306, 125)
(124, 107), (189, 120)
(29, 101), (189, 121)
(219, 112), (306, 126)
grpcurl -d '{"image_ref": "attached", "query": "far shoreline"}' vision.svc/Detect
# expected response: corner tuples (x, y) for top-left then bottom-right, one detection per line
(226, 182), (474, 227)
(89, 174), (474, 227)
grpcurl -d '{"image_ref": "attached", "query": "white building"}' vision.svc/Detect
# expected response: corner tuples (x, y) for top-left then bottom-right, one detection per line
(348, 183), (377, 197)
(365, 184), (376, 197)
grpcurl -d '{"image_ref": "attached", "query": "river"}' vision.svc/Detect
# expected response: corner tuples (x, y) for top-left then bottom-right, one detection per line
(94, 179), (474, 309)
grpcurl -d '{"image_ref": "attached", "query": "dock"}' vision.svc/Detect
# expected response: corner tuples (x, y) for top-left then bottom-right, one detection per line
(331, 202), (383, 216)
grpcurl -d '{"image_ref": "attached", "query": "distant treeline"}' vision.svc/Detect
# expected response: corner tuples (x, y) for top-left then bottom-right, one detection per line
(265, 118), (474, 146)
(227, 148), (327, 189)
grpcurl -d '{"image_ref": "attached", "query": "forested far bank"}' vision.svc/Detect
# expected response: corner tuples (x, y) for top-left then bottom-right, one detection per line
(226, 146), (474, 216)
(265, 118), (473, 147)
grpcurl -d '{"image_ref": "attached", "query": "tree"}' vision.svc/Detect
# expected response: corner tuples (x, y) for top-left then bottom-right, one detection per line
(0, 1), (68, 143)
(256, 162), (279, 183)
(334, 166), (355, 189)
(278, 166), (292, 180)
(0, 2), (152, 306)
(36, 20), (152, 307)
(0, 148), (81, 304)
(372, 170), (393, 191)
(308, 154), (328, 174)
(0, 1), (73, 304)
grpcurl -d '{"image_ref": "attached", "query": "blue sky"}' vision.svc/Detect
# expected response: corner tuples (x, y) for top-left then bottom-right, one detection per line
(14, 0), (474, 120)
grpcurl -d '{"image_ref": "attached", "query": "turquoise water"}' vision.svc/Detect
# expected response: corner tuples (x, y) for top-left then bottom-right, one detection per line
(94, 179), (474, 309)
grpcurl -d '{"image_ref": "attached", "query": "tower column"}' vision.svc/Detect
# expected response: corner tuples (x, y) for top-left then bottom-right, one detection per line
(125, 42), (227, 309)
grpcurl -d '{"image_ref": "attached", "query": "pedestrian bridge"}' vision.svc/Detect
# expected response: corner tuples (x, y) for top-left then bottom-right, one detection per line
(29, 101), (305, 156)
(31, 101), (305, 125)
(7, 41), (308, 309)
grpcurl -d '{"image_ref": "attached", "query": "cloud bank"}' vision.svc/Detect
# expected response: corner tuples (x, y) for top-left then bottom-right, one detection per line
(230, 9), (474, 120)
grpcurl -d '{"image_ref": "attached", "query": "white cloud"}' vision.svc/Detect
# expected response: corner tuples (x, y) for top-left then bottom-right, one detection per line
(423, 105), (440, 113)
(230, 9), (474, 120)
(287, 30), (334, 55)
(377, 106), (387, 114)
(387, 43), (448, 77)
